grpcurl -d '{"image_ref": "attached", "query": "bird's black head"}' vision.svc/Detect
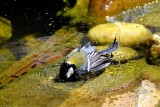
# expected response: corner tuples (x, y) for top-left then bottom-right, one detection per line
(55, 62), (77, 82)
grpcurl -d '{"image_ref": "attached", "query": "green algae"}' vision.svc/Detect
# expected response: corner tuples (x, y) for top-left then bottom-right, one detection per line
(143, 65), (160, 82)
(0, 17), (12, 45)
(61, 0), (92, 24)
(81, 58), (148, 93)
(0, 48), (16, 81)
(96, 46), (139, 62)
(156, 100), (160, 107)
(136, 12), (160, 27)
(135, 5), (160, 27)
(0, 58), (83, 107)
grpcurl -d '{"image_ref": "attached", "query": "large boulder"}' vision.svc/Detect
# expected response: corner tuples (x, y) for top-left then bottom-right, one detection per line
(88, 22), (152, 46)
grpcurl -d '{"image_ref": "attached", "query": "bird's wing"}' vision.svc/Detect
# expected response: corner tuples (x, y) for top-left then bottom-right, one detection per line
(87, 52), (111, 73)
(86, 38), (118, 72)
(75, 38), (118, 75)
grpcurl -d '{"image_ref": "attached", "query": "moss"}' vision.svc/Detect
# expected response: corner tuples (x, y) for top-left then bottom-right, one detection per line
(0, 48), (16, 80)
(84, 59), (148, 93)
(96, 46), (139, 62)
(156, 100), (160, 107)
(135, 12), (160, 27)
(143, 65), (160, 82)
(62, 0), (92, 24)
(0, 17), (12, 45)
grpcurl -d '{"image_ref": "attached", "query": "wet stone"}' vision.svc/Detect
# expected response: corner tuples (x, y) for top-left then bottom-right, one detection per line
(88, 22), (152, 46)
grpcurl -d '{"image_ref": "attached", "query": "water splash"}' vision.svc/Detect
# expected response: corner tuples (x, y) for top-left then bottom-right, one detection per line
(106, 1), (160, 23)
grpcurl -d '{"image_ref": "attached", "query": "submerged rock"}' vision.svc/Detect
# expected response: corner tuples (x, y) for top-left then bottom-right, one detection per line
(0, 17), (12, 45)
(88, 22), (152, 46)
(8, 34), (46, 60)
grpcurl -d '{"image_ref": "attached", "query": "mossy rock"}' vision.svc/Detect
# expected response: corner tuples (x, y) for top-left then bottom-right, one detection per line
(0, 17), (12, 45)
(96, 46), (139, 62)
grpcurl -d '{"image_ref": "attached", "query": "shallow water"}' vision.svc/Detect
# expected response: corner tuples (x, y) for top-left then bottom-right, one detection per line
(0, 1), (160, 107)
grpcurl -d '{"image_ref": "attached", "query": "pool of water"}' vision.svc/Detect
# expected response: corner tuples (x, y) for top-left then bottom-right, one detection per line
(0, 0), (160, 107)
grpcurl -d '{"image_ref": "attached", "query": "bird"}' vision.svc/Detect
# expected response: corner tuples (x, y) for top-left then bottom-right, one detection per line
(56, 38), (118, 82)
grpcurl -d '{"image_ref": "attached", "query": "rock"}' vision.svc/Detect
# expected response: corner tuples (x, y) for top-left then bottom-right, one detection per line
(0, 17), (12, 45)
(96, 46), (139, 62)
(146, 33), (160, 65)
(101, 80), (160, 107)
(88, 22), (152, 46)
(141, 32), (160, 47)
(137, 80), (160, 107)
(148, 44), (160, 65)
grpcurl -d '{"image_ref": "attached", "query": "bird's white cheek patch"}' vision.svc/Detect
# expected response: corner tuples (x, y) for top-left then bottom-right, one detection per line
(67, 68), (74, 78)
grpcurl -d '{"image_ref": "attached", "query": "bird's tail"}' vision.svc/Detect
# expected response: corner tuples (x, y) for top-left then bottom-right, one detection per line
(101, 38), (118, 54)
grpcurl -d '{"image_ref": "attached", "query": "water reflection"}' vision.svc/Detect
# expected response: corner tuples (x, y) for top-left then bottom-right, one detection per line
(106, 1), (160, 23)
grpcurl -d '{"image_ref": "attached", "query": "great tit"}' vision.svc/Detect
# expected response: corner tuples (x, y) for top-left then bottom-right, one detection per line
(56, 38), (118, 82)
